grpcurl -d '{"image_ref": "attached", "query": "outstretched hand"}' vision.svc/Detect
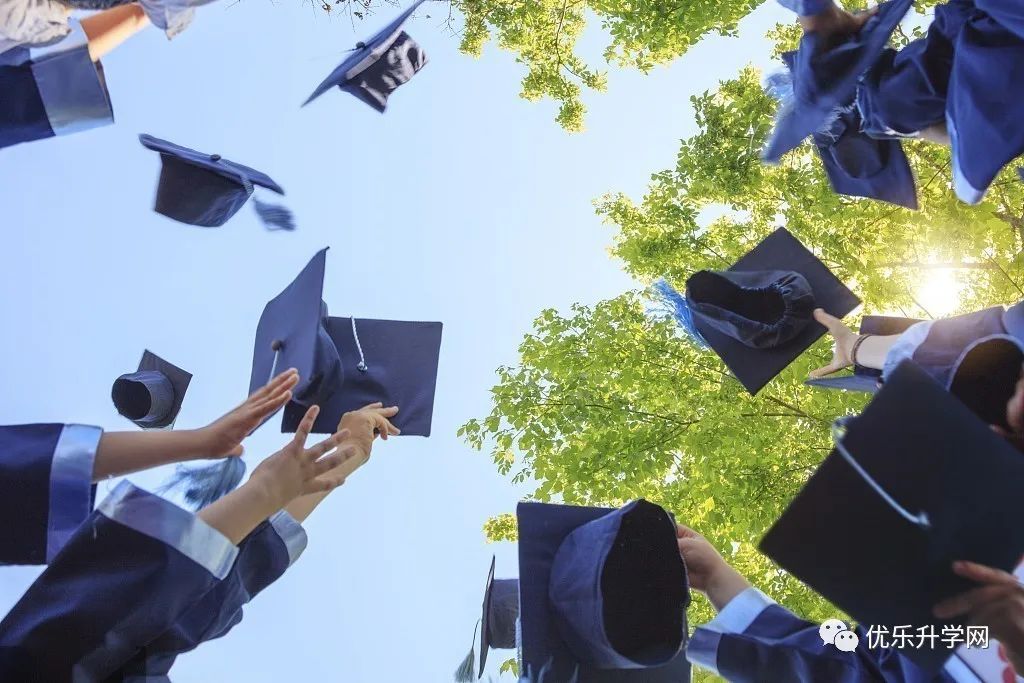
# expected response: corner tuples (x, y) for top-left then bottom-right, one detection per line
(809, 308), (859, 378)
(196, 369), (300, 459)
(338, 402), (400, 459)
(251, 405), (358, 509)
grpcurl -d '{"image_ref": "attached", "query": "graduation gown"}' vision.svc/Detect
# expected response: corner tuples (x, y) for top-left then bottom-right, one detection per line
(686, 588), (972, 682)
(105, 510), (307, 682)
(0, 423), (101, 565)
(0, 481), (238, 683)
(0, 18), (114, 151)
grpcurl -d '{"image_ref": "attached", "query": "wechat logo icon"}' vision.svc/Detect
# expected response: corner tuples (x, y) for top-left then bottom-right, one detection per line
(820, 619), (860, 652)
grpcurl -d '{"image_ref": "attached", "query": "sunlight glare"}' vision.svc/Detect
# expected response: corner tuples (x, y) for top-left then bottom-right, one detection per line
(914, 268), (964, 318)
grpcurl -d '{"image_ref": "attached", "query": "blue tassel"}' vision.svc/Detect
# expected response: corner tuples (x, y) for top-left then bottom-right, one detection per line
(651, 279), (709, 348)
(252, 198), (296, 232)
(453, 621), (479, 682)
(160, 458), (246, 509)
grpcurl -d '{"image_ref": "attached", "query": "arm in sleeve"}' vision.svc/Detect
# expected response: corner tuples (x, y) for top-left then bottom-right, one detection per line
(0, 481), (238, 683)
(112, 510), (308, 682)
(777, 0), (833, 16)
(686, 588), (951, 683)
(0, 423), (101, 565)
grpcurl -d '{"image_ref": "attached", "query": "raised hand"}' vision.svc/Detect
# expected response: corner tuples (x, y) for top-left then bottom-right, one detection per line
(338, 402), (400, 459)
(196, 369), (300, 458)
(250, 405), (357, 509)
(676, 524), (751, 611)
(808, 308), (859, 378)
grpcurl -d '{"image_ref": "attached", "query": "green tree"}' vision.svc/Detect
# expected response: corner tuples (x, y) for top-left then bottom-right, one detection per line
(463, 62), (1024, 680)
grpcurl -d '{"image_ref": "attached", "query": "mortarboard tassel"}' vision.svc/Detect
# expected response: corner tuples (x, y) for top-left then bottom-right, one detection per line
(160, 457), (247, 509)
(253, 198), (296, 232)
(454, 620), (480, 682)
(651, 279), (709, 348)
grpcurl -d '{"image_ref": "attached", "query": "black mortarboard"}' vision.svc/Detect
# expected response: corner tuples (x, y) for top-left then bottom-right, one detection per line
(947, 334), (1024, 430)
(139, 134), (294, 231)
(760, 360), (1024, 674)
(804, 315), (921, 393)
(112, 350), (191, 429)
(303, 0), (429, 112)
(250, 248), (443, 436)
(763, 0), (913, 163)
(672, 228), (860, 395)
(518, 500), (691, 682)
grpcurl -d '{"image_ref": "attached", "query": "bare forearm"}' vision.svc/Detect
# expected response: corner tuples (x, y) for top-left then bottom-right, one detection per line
(706, 567), (753, 612)
(854, 334), (901, 371)
(284, 440), (370, 522)
(92, 430), (210, 481)
(198, 480), (281, 546)
(81, 3), (149, 62)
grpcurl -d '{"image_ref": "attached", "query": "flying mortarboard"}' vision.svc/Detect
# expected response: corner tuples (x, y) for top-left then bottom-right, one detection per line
(760, 360), (1024, 674)
(139, 134), (294, 231)
(112, 350), (191, 429)
(249, 248), (443, 435)
(804, 315), (921, 393)
(659, 228), (860, 395)
(303, 0), (429, 112)
(454, 557), (520, 681)
(518, 500), (691, 682)
(763, 0), (914, 163)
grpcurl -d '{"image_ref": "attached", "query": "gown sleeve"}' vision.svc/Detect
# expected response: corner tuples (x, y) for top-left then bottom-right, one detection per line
(685, 588), (958, 683)
(106, 511), (307, 682)
(0, 423), (101, 565)
(1, 19), (115, 151)
(0, 481), (238, 683)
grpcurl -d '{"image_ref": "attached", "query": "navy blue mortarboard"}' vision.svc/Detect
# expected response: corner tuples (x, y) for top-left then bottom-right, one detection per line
(139, 134), (294, 231)
(659, 228), (860, 395)
(946, 9), (1024, 204)
(303, 0), (429, 112)
(947, 334), (1024, 430)
(763, 0), (913, 163)
(455, 557), (520, 681)
(804, 315), (921, 393)
(112, 350), (191, 429)
(813, 106), (918, 209)
(760, 360), (1024, 675)
(518, 500), (691, 682)
(250, 248), (443, 436)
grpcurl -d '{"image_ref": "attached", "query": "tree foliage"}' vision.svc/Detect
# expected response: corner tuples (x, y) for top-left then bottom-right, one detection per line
(464, 52), (1024, 682)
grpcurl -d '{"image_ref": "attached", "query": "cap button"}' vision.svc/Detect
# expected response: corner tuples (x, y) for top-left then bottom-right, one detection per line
(357, 362), (368, 372)
(356, 41), (366, 49)
(210, 154), (221, 162)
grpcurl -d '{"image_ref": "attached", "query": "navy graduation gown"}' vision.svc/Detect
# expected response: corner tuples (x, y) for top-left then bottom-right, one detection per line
(910, 306), (1010, 388)
(0, 19), (114, 151)
(0, 481), (238, 682)
(0, 423), (101, 565)
(106, 511), (306, 682)
(686, 589), (962, 682)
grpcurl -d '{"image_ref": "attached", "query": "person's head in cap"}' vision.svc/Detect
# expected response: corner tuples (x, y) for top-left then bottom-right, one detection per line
(517, 499), (691, 682)
(249, 247), (443, 436)
(454, 557), (519, 681)
(139, 134), (294, 231)
(303, 0), (429, 112)
(112, 350), (191, 430)
(763, 0), (913, 164)
(761, 361), (1024, 674)
(652, 228), (860, 395)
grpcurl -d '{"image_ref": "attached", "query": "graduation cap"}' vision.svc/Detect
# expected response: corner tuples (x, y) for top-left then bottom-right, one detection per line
(112, 350), (191, 429)
(658, 228), (860, 395)
(303, 0), (429, 112)
(249, 248), (443, 435)
(455, 557), (520, 681)
(760, 360), (1024, 674)
(946, 14), (1024, 204)
(139, 134), (294, 231)
(763, 0), (913, 163)
(804, 315), (921, 393)
(518, 499), (691, 682)
(947, 334), (1024, 430)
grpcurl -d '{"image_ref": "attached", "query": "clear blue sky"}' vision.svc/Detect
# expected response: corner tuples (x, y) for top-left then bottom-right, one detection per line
(0, 2), (784, 680)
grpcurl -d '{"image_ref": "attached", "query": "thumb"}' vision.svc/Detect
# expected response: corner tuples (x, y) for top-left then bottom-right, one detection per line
(228, 445), (245, 457)
(808, 361), (845, 379)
